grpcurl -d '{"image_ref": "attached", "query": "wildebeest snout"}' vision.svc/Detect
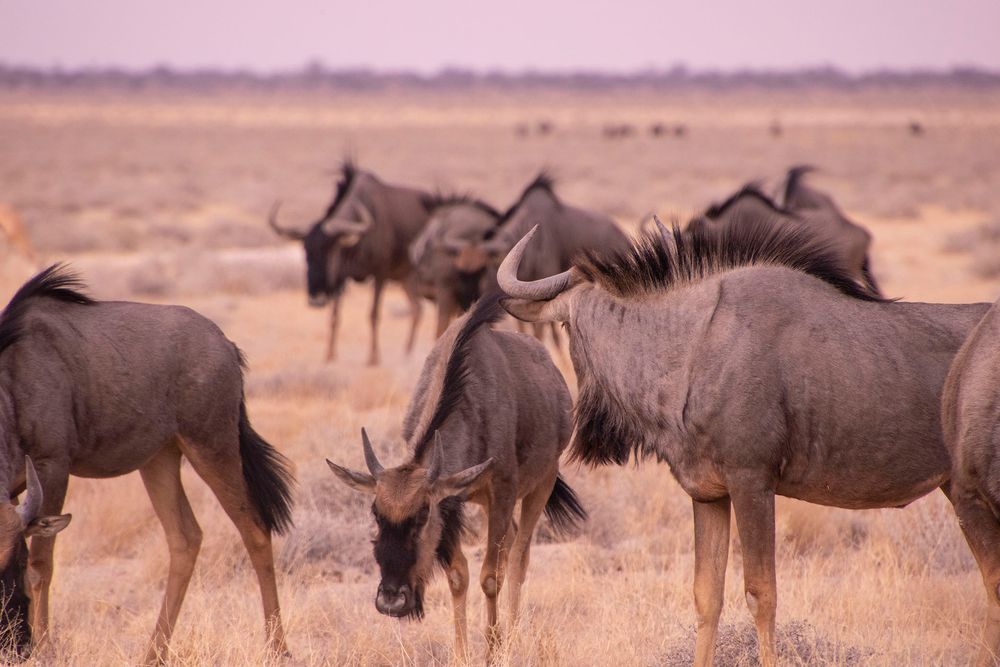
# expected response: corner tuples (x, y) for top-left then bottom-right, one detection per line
(375, 582), (412, 617)
(308, 294), (329, 308)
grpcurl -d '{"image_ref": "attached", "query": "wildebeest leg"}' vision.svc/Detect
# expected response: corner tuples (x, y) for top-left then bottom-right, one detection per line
(946, 483), (1000, 665)
(481, 493), (514, 659)
(506, 468), (556, 629)
(692, 496), (731, 667)
(446, 544), (470, 659)
(403, 278), (423, 354)
(368, 278), (385, 366)
(139, 444), (203, 666)
(325, 295), (341, 362)
(730, 482), (777, 667)
(179, 439), (289, 657)
(27, 459), (70, 648)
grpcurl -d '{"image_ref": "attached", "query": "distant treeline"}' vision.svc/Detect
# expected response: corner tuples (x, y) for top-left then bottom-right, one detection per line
(2, 63), (999, 91)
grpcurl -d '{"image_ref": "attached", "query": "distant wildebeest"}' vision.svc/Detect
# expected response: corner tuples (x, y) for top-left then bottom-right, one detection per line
(536, 120), (554, 136)
(0, 266), (294, 664)
(327, 293), (585, 659)
(498, 220), (989, 667)
(942, 296), (1000, 666)
(769, 119), (783, 137)
(690, 176), (880, 295)
(409, 195), (502, 336)
(909, 120), (925, 136)
(602, 123), (635, 139)
(269, 161), (431, 365)
(649, 123), (667, 137)
(674, 123), (688, 137)
(474, 172), (629, 345)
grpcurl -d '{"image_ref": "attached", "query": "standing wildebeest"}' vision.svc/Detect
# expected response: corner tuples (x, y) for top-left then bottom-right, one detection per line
(942, 295), (1000, 666)
(269, 161), (431, 365)
(409, 195), (502, 337)
(477, 172), (629, 346)
(0, 266), (294, 664)
(327, 293), (585, 659)
(691, 179), (881, 295)
(498, 221), (989, 667)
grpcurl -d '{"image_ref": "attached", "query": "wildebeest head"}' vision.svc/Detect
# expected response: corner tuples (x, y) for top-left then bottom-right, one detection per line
(269, 163), (377, 307)
(326, 430), (491, 619)
(0, 458), (71, 660)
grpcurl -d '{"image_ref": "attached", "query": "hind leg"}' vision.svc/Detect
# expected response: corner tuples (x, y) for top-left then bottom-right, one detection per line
(325, 296), (341, 362)
(178, 438), (289, 656)
(481, 491), (515, 659)
(947, 482), (1000, 665)
(506, 468), (556, 629)
(403, 277), (424, 353)
(140, 444), (203, 666)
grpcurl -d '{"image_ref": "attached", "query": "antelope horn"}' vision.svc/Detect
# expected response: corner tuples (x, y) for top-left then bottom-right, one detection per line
(426, 432), (443, 483)
(267, 201), (306, 240)
(322, 203), (375, 236)
(497, 225), (576, 301)
(361, 428), (384, 476)
(16, 457), (42, 527)
(653, 215), (673, 247)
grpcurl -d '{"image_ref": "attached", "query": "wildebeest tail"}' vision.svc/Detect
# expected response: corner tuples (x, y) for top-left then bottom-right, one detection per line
(238, 399), (295, 535)
(544, 475), (587, 535)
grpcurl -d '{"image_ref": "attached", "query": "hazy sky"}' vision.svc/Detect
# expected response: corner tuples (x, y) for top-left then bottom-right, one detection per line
(2, 0), (999, 73)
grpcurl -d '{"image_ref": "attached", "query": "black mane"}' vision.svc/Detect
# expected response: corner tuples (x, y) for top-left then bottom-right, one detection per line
(421, 192), (501, 219)
(435, 495), (468, 568)
(704, 183), (787, 220)
(577, 217), (886, 302)
(783, 165), (817, 205)
(412, 291), (507, 460)
(321, 159), (360, 219)
(498, 171), (560, 224)
(0, 264), (95, 356)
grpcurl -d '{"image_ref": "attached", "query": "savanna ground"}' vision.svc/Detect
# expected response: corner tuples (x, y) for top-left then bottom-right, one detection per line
(2, 85), (1000, 665)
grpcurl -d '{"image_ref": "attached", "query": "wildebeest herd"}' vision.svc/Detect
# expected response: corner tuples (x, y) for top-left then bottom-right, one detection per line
(2, 162), (1000, 666)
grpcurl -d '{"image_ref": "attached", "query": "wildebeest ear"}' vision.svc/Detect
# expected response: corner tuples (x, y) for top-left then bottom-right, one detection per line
(25, 514), (72, 538)
(433, 458), (494, 499)
(500, 297), (571, 323)
(326, 460), (377, 493)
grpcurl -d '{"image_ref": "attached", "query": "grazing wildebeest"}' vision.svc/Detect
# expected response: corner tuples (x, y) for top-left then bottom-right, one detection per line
(942, 295), (1000, 666)
(477, 172), (629, 346)
(0, 266), (294, 664)
(690, 180), (881, 295)
(269, 160), (431, 365)
(409, 195), (502, 336)
(498, 221), (990, 667)
(327, 292), (585, 659)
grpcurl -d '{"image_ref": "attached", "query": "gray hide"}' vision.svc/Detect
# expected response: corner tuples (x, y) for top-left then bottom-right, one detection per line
(498, 221), (988, 667)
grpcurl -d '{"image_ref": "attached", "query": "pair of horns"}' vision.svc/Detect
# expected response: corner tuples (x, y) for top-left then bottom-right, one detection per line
(268, 201), (375, 239)
(361, 428), (442, 483)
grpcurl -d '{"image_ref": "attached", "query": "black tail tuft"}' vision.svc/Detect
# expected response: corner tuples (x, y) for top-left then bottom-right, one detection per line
(238, 400), (295, 535)
(543, 475), (588, 536)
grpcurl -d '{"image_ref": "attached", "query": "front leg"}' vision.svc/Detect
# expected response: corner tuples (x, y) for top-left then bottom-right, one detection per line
(27, 459), (71, 648)
(368, 278), (385, 366)
(325, 294), (341, 362)
(446, 544), (470, 659)
(729, 475), (777, 667)
(402, 276), (424, 353)
(692, 496), (731, 667)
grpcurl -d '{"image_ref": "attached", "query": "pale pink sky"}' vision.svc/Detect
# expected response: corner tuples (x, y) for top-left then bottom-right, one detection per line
(2, 0), (998, 73)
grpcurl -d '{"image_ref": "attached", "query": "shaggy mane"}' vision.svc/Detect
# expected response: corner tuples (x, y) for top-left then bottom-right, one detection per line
(576, 217), (886, 302)
(783, 165), (817, 206)
(421, 192), (501, 219)
(321, 158), (360, 219)
(497, 170), (560, 224)
(704, 183), (787, 219)
(0, 264), (94, 357)
(411, 291), (507, 460)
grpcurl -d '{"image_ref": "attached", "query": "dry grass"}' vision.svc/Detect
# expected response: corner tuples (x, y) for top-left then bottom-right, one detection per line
(1, 86), (1000, 665)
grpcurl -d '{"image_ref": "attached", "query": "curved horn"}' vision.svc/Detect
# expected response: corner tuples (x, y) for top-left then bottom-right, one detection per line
(16, 456), (42, 527)
(268, 201), (306, 240)
(426, 432), (443, 483)
(361, 428), (384, 476)
(497, 225), (576, 301)
(322, 203), (375, 236)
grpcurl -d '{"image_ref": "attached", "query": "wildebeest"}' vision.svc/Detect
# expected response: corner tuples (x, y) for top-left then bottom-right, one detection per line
(909, 120), (925, 136)
(269, 160), (431, 365)
(409, 195), (502, 336)
(327, 292), (585, 659)
(0, 266), (294, 664)
(602, 123), (635, 139)
(498, 221), (989, 667)
(477, 172), (629, 345)
(942, 295), (1000, 666)
(690, 176), (881, 295)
